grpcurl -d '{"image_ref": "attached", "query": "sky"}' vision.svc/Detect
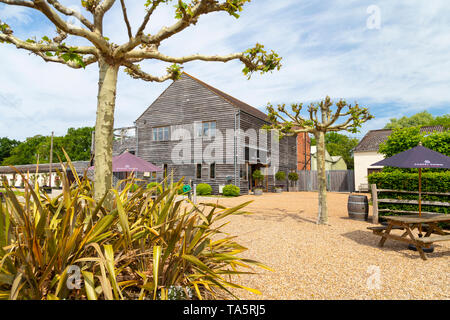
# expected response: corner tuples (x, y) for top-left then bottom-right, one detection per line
(0, 0), (449, 141)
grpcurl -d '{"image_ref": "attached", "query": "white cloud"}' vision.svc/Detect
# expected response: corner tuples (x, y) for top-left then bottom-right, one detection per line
(0, 0), (449, 141)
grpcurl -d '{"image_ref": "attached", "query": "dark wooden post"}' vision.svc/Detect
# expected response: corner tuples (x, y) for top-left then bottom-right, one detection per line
(371, 184), (378, 224)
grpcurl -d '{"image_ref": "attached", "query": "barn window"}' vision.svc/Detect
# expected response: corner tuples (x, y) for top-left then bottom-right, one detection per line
(153, 126), (169, 141)
(196, 164), (202, 179)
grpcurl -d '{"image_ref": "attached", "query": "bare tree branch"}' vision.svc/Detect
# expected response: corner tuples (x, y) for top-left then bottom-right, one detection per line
(0, 0), (34, 8)
(124, 50), (244, 63)
(119, 0), (132, 39)
(122, 61), (179, 82)
(32, 0), (109, 52)
(0, 32), (97, 55)
(94, 0), (116, 33)
(47, 0), (95, 31)
(144, 0), (213, 45)
(136, 1), (160, 37)
(35, 51), (98, 68)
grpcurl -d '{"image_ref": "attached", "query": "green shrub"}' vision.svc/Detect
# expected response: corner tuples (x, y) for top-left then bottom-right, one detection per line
(223, 184), (240, 197)
(147, 182), (159, 189)
(288, 172), (298, 181)
(0, 162), (269, 300)
(368, 170), (450, 216)
(275, 171), (286, 181)
(252, 170), (264, 187)
(129, 183), (139, 192)
(196, 183), (212, 196)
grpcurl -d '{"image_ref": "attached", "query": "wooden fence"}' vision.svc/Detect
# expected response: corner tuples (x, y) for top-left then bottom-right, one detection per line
(297, 170), (355, 192)
(370, 184), (449, 224)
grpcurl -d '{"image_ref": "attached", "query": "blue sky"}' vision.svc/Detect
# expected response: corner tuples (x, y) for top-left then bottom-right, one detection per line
(0, 0), (449, 141)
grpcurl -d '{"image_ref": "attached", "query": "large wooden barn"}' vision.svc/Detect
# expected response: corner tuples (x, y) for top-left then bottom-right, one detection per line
(113, 72), (311, 194)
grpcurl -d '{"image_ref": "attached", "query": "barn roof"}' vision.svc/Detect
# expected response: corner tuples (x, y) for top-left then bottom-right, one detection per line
(182, 73), (269, 122)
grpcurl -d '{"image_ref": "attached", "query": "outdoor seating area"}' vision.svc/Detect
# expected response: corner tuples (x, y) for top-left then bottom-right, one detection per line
(210, 192), (449, 299)
(368, 215), (450, 260)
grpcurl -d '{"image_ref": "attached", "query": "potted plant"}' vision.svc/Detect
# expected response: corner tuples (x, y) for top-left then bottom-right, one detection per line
(274, 171), (286, 193)
(288, 171), (299, 192)
(252, 170), (264, 195)
(54, 176), (61, 189)
(41, 173), (52, 194)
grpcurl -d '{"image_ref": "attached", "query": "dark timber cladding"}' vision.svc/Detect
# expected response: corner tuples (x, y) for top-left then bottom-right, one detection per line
(134, 72), (299, 194)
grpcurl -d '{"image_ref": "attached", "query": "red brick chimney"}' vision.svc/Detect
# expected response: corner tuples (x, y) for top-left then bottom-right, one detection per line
(296, 132), (311, 171)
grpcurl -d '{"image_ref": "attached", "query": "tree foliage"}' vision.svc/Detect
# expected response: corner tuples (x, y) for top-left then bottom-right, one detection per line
(0, 137), (20, 164)
(379, 127), (449, 158)
(384, 111), (449, 129)
(2, 127), (94, 165)
(310, 132), (359, 169)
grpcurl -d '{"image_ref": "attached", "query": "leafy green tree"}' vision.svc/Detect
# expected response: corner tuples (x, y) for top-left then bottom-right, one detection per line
(0, 1), (282, 204)
(2, 127), (94, 166)
(0, 137), (20, 164)
(35, 136), (65, 163)
(311, 132), (359, 169)
(428, 114), (450, 129)
(2, 135), (46, 165)
(63, 127), (94, 161)
(379, 126), (449, 159)
(384, 111), (449, 129)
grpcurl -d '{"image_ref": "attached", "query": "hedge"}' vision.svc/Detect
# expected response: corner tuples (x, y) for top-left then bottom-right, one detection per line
(223, 184), (240, 197)
(368, 170), (449, 216)
(196, 183), (212, 196)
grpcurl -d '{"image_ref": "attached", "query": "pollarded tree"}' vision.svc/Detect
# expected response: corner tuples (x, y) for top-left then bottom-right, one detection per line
(266, 96), (373, 225)
(0, 0), (281, 203)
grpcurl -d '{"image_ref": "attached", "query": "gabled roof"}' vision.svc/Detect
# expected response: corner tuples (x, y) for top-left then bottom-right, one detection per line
(353, 129), (392, 152)
(354, 125), (446, 153)
(181, 73), (269, 122)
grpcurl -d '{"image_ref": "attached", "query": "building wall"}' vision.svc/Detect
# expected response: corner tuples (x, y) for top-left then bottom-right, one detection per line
(135, 74), (239, 194)
(296, 132), (311, 171)
(133, 74), (301, 195)
(353, 151), (384, 191)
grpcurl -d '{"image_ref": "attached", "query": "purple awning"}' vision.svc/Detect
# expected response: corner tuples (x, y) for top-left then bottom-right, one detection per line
(371, 145), (450, 169)
(88, 152), (163, 172)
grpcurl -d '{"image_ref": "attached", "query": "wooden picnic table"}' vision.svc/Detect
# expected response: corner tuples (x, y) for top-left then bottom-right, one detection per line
(368, 214), (450, 260)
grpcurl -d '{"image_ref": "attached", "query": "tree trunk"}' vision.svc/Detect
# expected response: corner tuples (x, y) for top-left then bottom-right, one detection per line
(94, 59), (119, 204)
(315, 130), (328, 224)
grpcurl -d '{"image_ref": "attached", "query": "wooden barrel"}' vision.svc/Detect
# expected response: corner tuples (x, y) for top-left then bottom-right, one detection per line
(347, 194), (369, 221)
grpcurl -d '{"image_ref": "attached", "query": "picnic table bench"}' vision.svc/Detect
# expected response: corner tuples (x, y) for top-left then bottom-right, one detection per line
(367, 214), (450, 260)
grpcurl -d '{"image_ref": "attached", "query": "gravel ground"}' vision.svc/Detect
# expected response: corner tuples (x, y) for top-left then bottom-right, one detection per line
(200, 192), (450, 300)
